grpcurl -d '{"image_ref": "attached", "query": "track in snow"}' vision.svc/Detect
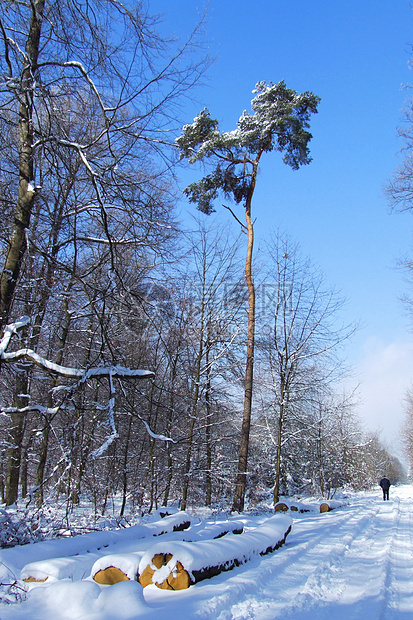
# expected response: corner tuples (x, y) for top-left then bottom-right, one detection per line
(153, 486), (413, 619)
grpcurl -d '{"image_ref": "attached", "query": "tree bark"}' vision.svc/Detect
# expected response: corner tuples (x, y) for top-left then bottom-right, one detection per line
(232, 163), (257, 512)
(5, 374), (29, 505)
(181, 334), (204, 511)
(205, 326), (212, 506)
(273, 392), (285, 505)
(120, 415), (133, 517)
(0, 0), (45, 334)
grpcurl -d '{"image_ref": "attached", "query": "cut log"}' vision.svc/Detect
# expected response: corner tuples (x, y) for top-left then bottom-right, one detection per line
(139, 553), (190, 590)
(139, 553), (171, 588)
(214, 527), (243, 538)
(275, 501), (321, 513)
(139, 514), (292, 590)
(186, 521), (244, 541)
(91, 553), (143, 585)
(20, 512), (191, 587)
(22, 575), (48, 583)
(93, 566), (130, 585)
(89, 521), (244, 588)
(320, 502), (332, 513)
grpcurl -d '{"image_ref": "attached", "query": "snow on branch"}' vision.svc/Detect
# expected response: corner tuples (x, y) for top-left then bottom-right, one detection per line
(0, 317), (156, 457)
(138, 415), (176, 443)
(1, 347), (154, 380)
(0, 316), (30, 355)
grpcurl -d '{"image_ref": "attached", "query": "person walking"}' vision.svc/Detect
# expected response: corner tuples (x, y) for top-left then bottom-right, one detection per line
(379, 476), (391, 501)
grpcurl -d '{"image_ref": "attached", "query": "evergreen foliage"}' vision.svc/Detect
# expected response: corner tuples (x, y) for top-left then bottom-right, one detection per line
(176, 81), (320, 213)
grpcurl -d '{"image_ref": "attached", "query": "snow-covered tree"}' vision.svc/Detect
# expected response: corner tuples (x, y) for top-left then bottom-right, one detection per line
(177, 81), (320, 512)
(0, 0), (207, 506)
(256, 235), (354, 503)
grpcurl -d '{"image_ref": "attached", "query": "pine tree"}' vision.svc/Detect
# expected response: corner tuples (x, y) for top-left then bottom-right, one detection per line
(177, 81), (320, 511)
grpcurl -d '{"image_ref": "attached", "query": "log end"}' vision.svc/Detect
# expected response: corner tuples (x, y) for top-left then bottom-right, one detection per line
(139, 553), (192, 590)
(320, 502), (332, 513)
(93, 566), (131, 585)
(159, 561), (191, 590)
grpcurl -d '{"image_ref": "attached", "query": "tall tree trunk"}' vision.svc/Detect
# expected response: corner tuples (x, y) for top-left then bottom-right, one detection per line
(232, 164), (257, 513)
(0, 454), (5, 503)
(0, 0), (45, 334)
(35, 285), (73, 506)
(20, 443), (29, 498)
(163, 350), (182, 507)
(317, 409), (325, 497)
(120, 415), (133, 517)
(163, 388), (176, 507)
(273, 401), (284, 505)
(5, 373), (30, 505)
(273, 370), (289, 505)
(181, 301), (205, 511)
(205, 321), (212, 506)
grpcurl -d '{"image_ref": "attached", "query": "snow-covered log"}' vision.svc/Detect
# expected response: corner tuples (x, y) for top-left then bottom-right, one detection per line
(20, 512), (191, 584)
(185, 521), (244, 541)
(275, 499), (345, 514)
(89, 521), (245, 586)
(275, 501), (310, 513)
(92, 553), (143, 585)
(319, 499), (345, 513)
(138, 514), (292, 590)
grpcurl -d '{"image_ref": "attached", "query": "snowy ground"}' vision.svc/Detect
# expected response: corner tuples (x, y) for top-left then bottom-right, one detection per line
(1, 486), (413, 619)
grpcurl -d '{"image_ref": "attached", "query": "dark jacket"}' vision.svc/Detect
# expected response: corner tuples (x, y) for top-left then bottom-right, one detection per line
(379, 477), (391, 491)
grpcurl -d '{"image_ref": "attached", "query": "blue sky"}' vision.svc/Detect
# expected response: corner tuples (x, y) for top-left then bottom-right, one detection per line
(152, 0), (413, 459)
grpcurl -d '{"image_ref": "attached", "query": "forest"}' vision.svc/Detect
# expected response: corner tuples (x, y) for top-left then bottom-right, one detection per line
(0, 0), (405, 535)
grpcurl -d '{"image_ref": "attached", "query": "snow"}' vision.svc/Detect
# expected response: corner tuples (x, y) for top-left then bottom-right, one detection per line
(2, 486), (413, 618)
(0, 317), (154, 381)
(0, 316), (30, 355)
(138, 514), (292, 581)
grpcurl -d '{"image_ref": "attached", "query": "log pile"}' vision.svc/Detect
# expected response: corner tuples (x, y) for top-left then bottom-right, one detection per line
(274, 502), (310, 513)
(274, 499), (343, 514)
(21, 511), (191, 584)
(138, 514), (292, 590)
(22, 514), (292, 591)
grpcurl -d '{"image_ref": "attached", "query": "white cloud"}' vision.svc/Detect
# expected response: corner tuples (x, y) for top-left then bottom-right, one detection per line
(353, 337), (413, 460)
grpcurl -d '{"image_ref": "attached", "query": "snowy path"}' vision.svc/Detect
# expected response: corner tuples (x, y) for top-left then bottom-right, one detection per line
(181, 486), (413, 619)
(2, 486), (413, 619)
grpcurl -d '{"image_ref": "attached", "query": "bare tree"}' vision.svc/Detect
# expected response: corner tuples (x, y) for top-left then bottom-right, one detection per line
(0, 0), (207, 505)
(0, 0), (206, 335)
(257, 235), (355, 504)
